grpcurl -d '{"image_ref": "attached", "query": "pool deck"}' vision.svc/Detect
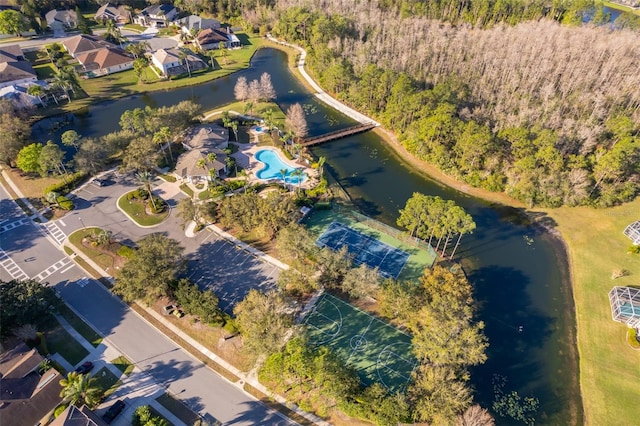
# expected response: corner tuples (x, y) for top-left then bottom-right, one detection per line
(231, 143), (318, 189)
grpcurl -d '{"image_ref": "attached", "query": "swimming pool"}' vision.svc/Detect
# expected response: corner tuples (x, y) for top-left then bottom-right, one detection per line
(255, 149), (307, 184)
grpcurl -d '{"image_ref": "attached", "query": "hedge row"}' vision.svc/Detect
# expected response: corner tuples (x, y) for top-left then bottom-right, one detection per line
(43, 171), (88, 195)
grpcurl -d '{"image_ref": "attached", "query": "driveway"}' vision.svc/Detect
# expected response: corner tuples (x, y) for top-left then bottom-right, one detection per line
(122, 29), (178, 51)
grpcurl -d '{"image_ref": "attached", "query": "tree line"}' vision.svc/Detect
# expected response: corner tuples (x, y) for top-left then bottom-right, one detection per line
(263, 3), (640, 207)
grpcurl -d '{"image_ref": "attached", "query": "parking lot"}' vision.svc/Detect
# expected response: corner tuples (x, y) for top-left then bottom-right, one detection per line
(186, 230), (281, 314)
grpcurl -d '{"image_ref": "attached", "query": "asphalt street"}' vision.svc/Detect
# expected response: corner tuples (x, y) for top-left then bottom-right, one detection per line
(0, 178), (291, 425)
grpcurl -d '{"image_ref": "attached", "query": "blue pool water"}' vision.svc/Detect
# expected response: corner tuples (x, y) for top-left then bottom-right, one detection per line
(255, 126), (264, 132)
(255, 149), (307, 184)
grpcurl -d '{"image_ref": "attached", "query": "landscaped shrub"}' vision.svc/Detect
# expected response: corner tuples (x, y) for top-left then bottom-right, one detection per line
(43, 171), (87, 195)
(116, 245), (136, 259)
(134, 188), (149, 199)
(54, 403), (69, 418)
(56, 195), (74, 210)
(628, 328), (640, 348)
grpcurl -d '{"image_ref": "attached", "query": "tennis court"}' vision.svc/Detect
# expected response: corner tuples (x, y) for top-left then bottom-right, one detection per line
(304, 293), (417, 393)
(316, 221), (410, 279)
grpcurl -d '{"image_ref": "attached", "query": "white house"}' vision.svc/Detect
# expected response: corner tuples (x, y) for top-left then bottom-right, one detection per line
(134, 4), (177, 28)
(76, 47), (134, 77)
(151, 48), (181, 75)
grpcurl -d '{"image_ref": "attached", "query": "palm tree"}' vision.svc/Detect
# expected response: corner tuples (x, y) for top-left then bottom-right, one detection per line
(46, 191), (60, 207)
(178, 50), (192, 77)
(59, 372), (102, 408)
(292, 168), (304, 194)
(135, 171), (157, 211)
(27, 84), (46, 106)
(280, 168), (289, 190)
(95, 229), (112, 246)
(218, 42), (227, 65)
(206, 50), (216, 69)
(126, 42), (150, 59)
(229, 121), (238, 142)
(153, 127), (173, 163)
(317, 156), (326, 179)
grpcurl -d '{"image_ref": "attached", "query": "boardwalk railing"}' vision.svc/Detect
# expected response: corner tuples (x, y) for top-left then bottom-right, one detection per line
(300, 123), (377, 147)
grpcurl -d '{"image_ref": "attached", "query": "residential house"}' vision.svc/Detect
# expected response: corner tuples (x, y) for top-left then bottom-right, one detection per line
(50, 404), (107, 426)
(62, 34), (115, 59)
(176, 15), (220, 34)
(94, 3), (131, 24)
(195, 27), (241, 51)
(150, 48), (180, 75)
(176, 123), (229, 182)
(150, 48), (206, 77)
(45, 9), (78, 35)
(0, 343), (64, 426)
(0, 83), (43, 108)
(76, 47), (134, 76)
(0, 0), (19, 11)
(134, 4), (177, 28)
(0, 45), (37, 89)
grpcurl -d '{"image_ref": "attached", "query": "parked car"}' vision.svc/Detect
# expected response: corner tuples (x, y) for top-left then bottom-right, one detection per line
(92, 178), (105, 186)
(102, 400), (126, 424)
(74, 361), (94, 375)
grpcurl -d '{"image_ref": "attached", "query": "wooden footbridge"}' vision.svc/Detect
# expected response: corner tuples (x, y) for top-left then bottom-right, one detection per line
(299, 122), (377, 147)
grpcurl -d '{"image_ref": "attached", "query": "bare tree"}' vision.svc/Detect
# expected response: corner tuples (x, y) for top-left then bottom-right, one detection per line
(259, 72), (276, 101)
(234, 76), (249, 102)
(285, 103), (308, 139)
(248, 79), (262, 103)
(456, 404), (495, 426)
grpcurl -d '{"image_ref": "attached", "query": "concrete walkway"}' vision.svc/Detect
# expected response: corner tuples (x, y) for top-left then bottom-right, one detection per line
(266, 35), (380, 127)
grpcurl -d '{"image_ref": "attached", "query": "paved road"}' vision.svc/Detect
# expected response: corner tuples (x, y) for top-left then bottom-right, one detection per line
(0, 181), (292, 425)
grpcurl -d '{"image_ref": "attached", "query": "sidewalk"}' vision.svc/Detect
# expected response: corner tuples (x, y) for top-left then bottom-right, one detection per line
(266, 35), (380, 127)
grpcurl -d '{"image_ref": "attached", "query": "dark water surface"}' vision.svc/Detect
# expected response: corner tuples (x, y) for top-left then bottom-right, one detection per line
(34, 48), (582, 424)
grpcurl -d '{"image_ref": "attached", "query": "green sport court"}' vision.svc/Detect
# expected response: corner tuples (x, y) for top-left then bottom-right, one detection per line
(303, 293), (417, 393)
(303, 205), (436, 281)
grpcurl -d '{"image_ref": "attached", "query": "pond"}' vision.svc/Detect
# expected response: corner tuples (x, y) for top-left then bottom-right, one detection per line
(33, 47), (582, 424)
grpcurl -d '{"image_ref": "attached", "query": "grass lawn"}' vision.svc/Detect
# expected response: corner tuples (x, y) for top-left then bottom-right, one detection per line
(203, 100), (287, 129)
(543, 198), (640, 424)
(57, 303), (103, 347)
(92, 367), (122, 399)
(68, 227), (123, 273)
(44, 321), (89, 366)
(123, 23), (145, 32)
(33, 62), (57, 79)
(117, 193), (170, 227)
(110, 355), (134, 376)
(2, 167), (66, 200)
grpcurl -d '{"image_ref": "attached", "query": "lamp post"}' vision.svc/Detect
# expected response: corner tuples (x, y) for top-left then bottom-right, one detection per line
(79, 217), (86, 229)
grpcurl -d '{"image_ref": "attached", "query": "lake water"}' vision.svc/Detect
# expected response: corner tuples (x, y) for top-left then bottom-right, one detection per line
(33, 47), (582, 424)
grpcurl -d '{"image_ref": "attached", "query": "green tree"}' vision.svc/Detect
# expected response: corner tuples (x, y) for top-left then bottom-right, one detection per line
(171, 278), (224, 325)
(61, 130), (82, 151)
(0, 100), (30, 165)
(233, 289), (293, 358)
(27, 84), (45, 106)
(75, 6), (92, 34)
(133, 57), (148, 83)
(133, 405), (169, 426)
(410, 266), (487, 367)
(218, 41), (227, 64)
(113, 234), (185, 304)
(341, 264), (380, 299)
(74, 137), (112, 173)
(397, 192), (432, 239)
(153, 126), (173, 163)
(176, 197), (202, 227)
(410, 365), (473, 424)
(59, 372), (102, 408)
(39, 140), (67, 177)
(0, 279), (56, 339)
(16, 143), (43, 174)
(0, 10), (30, 36)
(122, 137), (159, 172)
